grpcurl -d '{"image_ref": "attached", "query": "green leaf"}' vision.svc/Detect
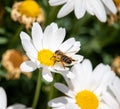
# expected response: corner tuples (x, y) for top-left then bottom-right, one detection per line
(0, 70), (6, 77)
(0, 37), (8, 44)
(0, 28), (5, 34)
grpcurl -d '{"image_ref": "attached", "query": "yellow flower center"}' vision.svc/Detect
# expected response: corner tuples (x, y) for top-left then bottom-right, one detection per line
(18, 0), (41, 17)
(37, 49), (55, 66)
(75, 90), (99, 109)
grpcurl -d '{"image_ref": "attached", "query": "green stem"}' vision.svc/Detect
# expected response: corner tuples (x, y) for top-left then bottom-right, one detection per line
(8, 25), (24, 48)
(47, 73), (55, 109)
(46, 7), (59, 25)
(47, 74), (62, 109)
(32, 69), (42, 109)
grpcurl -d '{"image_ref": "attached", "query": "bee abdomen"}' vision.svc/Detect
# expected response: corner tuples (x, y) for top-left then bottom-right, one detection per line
(61, 56), (72, 64)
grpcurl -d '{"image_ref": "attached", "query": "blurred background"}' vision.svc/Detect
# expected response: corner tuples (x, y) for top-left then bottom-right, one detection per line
(0, 0), (120, 109)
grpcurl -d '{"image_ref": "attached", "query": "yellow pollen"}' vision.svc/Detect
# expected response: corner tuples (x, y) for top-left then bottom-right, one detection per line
(75, 90), (99, 109)
(37, 49), (55, 66)
(18, 0), (41, 17)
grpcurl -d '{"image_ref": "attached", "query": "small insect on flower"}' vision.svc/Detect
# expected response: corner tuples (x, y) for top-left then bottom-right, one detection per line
(51, 50), (75, 68)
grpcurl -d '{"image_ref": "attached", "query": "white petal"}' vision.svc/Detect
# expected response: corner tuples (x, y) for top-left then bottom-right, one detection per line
(59, 38), (75, 52)
(49, 0), (67, 6)
(70, 64), (83, 90)
(109, 76), (120, 103)
(54, 83), (74, 97)
(57, 0), (74, 18)
(72, 59), (92, 89)
(98, 102), (110, 109)
(88, 64), (114, 93)
(71, 63), (89, 91)
(102, 0), (117, 14)
(66, 102), (79, 109)
(49, 28), (66, 51)
(86, 0), (107, 22)
(53, 63), (69, 71)
(71, 55), (83, 63)
(87, 64), (107, 91)
(7, 104), (25, 109)
(7, 104), (32, 109)
(59, 72), (74, 89)
(0, 87), (7, 109)
(86, 0), (94, 15)
(65, 41), (80, 56)
(52, 107), (65, 109)
(74, 0), (86, 19)
(20, 61), (37, 72)
(20, 31), (31, 41)
(32, 22), (43, 50)
(20, 32), (37, 59)
(43, 23), (58, 49)
(66, 71), (75, 79)
(82, 59), (93, 76)
(102, 92), (119, 109)
(25, 52), (37, 63)
(50, 23), (58, 30)
(48, 97), (74, 107)
(95, 70), (115, 95)
(42, 67), (53, 82)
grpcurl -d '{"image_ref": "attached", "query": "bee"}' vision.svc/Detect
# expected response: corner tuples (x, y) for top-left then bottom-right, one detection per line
(51, 50), (75, 67)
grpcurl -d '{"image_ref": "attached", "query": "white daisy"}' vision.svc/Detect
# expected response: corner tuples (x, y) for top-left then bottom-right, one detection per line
(0, 87), (7, 109)
(0, 87), (32, 109)
(48, 59), (120, 109)
(20, 22), (83, 82)
(7, 104), (32, 109)
(108, 76), (120, 108)
(48, 0), (117, 22)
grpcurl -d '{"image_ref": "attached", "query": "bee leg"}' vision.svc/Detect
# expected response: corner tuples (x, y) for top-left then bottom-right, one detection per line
(72, 59), (75, 61)
(70, 58), (75, 61)
(50, 56), (55, 60)
(61, 62), (65, 69)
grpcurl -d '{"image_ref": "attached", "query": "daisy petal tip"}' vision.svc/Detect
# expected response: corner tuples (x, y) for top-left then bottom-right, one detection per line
(33, 22), (39, 25)
(48, 0), (54, 6)
(61, 28), (66, 33)
(0, 87), (6, 96)
(48, 100), (54, 107)
(42, 72), (53, 82)
(20, 32), (25, 38)
(0, 87), (7, 109)
(66, 71), (75, 79)
(20, 61), (37, 72)
(20, 31), (30, 41)
(75, 14), (81, 19)
(43, 75), (53, 82)
(57, 13), (64, 18)
(79, 55), (84, 61)
(98, 16), (107, 23)
(74, 55), (84, 63)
